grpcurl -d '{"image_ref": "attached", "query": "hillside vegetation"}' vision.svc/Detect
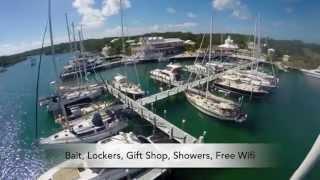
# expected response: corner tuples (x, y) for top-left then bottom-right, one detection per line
(1, 32), (319, 69)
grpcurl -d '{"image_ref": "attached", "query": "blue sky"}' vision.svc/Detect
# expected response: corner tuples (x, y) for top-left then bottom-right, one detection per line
(0, 0), (319, 55)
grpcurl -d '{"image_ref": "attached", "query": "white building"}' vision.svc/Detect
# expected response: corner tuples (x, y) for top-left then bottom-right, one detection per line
(218, 36), (239, 50)
(131, 36), (185, 60)
(282, 55), (290, 62)
(184, 40), (196, 46)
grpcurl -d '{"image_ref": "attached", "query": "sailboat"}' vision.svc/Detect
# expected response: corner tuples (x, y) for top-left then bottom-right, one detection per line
(185, 16), (247, 122)
(214, 15), (277, 95)
(111, 74), (145, 98)
(111, 0), (145, 98)
(60, 19), (105, 80)
(39, 14), (106, 114)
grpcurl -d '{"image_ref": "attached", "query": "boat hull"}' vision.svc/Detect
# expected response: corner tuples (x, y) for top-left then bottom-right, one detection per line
(39, 121), (128, 145)
(185, 93), (245, 122)
(214, 82), (268, 97)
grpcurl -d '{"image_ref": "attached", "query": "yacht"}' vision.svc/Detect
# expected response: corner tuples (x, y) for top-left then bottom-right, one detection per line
(185, 63), (208, 76)
(38, 132), (154, 180)
(150, 63), (183, 83)
(206, 61), (235, 73)
(231, 71), (277, 90)
(60, 54), (105, 79)
(111, 74), (145, 98)
(39, 84), (105, 114)
(185, 90), (247, 122)
(214, 73), (269, 96)
(238, 70), (279, 87)
(39, 112), (128, 144)
(301, 66), (320, 79)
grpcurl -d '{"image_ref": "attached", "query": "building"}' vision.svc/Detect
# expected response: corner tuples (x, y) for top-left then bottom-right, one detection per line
(282, 54), (290, 62)
(131, 36), (185, 60)
(218, 36), (239, 55)
(218, 36), (239, 50)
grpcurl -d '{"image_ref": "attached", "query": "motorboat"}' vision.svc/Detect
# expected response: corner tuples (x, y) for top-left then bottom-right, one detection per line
(38, 132), (153, 180)
(150, 63), (183, 83)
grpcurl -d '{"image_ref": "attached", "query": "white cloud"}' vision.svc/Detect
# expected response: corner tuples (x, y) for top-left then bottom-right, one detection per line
(73, 0), (105, 28)
(168, 22), (198, 29)
(102, 0), (131, 16)
(166, 7), (176, 14)
(72, 0), (131, 28)
(212, 0), (251, 20)
(187, 12), (197, 18)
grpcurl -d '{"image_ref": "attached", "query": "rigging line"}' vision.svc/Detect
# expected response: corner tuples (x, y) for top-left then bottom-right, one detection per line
(35, 20), (49, 140)
(187, 33), (206, 83)
(65, 13), (73, 53)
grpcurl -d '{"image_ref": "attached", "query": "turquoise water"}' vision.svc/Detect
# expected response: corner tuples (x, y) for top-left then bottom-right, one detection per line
(0, 53), (319, 179)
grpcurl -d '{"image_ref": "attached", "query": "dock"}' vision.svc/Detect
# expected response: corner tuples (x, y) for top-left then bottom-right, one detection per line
(105, 61), (254, 144)
(105, 82), (199, 144)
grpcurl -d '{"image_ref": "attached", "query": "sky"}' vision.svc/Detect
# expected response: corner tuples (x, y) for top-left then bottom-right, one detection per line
(0, 0), (320, 56)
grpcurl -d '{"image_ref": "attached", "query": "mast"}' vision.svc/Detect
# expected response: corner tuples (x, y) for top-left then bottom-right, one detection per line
(206, 15), (213, 98)
(72, 22), (77, 53)
(78, 30), (88, 81)
(251, 17), (257, 71)
(78, 30), (84, 54)
(256, 14), (261, 71)
(48, 0), (69, 125)
(80, 24), (86, 52)
(120, 0), (125, 55)
(65, 13), (73, 53)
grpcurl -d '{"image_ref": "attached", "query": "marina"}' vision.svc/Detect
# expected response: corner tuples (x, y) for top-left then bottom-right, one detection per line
(1, 52), (320, 179)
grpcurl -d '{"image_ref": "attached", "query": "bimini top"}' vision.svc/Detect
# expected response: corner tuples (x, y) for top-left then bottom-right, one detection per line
(166, 63), (182, 70)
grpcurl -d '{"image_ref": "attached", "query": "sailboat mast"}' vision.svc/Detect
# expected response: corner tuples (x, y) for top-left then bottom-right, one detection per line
(256, 14), (261, 71)
(120, 0), (125, 55)
(78, 30), (84, 54)
(206, 15), (213, 98)
(65, 13), (73, 53)
(48, 0), (58, 78)
(72, 22), (77, 53)
(48, 0), (69, 125)
(209, 16), (213, 63)
(80, 24), (86, 52)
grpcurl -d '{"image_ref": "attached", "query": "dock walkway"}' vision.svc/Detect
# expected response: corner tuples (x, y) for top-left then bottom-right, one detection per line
(105, 83), (199, 144)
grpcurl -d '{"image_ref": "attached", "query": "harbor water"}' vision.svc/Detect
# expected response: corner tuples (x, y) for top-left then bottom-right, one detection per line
(0, 53), (320, 179)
